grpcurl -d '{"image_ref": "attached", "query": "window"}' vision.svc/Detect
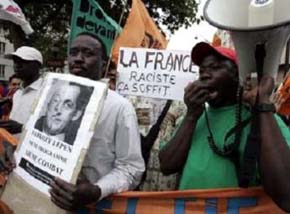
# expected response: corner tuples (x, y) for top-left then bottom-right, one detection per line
(0, 65), (5, 78)
(0, 42), (5, 56)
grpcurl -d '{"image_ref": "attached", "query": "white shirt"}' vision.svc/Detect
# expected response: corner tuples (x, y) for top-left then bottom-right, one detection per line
(82, 90), (144, 199)
(10, 78), (44, 125)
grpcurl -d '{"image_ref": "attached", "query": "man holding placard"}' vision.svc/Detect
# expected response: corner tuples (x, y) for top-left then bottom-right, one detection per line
(49, 34), (144, 210)
(1, 33), (144, 212)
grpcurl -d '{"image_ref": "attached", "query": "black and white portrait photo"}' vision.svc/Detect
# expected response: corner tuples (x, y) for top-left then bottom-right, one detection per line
(34, 79), (93, 145)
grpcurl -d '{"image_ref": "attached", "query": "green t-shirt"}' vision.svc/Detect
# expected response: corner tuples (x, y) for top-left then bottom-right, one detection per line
(179, 105), (290, 190)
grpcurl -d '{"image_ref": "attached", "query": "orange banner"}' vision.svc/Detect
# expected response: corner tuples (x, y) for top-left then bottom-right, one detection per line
(211, 30), (234, 49)
(0, 128), (18, 187)
(276, 72), (290, 115)
(0, 129), (286, 214)
(111, 0), (167, 63)
(2, 187), (285, 214)
(212, 33), (222, 47)
(0, 128), (18, 147)
(81, 187), (286, 214)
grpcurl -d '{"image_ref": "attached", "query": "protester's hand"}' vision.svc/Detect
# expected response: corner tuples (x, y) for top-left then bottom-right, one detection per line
(243, 75), (275, 106)
(50, 177), (101, 211)
(0, 120), (23, 134)
(257, 75), (275, 104)
(184, 80), (218, 119)
(242, 75), (256, 106)
(0, 142), (16, 174)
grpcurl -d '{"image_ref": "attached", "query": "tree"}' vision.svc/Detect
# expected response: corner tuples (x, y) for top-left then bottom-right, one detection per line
(9, 0), (73, 60)
(97, 0), (200, 34)
(4, 0), (199, 61)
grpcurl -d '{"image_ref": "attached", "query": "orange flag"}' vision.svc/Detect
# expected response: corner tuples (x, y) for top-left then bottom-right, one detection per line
(275, 71), (290, 115)
(212, 29), (234, 49)
(111, 0), (167, 64)
(0, 128), (18, 187)
(212, 33), (222, 47)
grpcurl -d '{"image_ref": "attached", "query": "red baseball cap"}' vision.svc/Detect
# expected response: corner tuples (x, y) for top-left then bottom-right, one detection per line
(191, 42), (238, 66)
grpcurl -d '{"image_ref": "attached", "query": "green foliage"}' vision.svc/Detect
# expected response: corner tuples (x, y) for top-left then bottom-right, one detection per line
(145, 0), (199, 33)
(12, 0), (72, 60)
(6, 0), (199, 61)
(97, 0), (200, 34)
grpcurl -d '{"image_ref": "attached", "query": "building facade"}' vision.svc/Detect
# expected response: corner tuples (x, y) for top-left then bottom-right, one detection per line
(0, 24), (14, 83)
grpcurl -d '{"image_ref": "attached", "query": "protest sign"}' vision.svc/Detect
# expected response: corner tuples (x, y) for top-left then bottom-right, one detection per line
(69, 0), (122, 57)
(116, 48), (198, 101)
(110, 0), (168, 135)
(1, 73), (107, 214)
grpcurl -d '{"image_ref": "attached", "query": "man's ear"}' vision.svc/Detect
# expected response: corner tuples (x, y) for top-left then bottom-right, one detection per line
(71, 110), (83, 121)
(101, 59), (108, 78)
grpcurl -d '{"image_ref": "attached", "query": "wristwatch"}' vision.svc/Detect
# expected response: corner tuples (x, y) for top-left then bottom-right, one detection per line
(254, 103), (276, 113)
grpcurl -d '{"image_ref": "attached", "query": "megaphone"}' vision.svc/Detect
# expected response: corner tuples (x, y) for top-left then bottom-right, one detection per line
(204, 0), (290, 82)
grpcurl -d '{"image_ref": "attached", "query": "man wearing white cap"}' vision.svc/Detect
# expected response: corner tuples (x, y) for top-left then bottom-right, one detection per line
(5, 46), (43, 130)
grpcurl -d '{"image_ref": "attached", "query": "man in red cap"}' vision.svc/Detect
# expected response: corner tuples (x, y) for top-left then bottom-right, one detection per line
(159, 42), (290, 211)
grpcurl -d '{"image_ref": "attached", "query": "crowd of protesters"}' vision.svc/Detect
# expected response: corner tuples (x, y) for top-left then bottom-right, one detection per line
(0, 75), (21, 120)
(0, 33), (289, 213)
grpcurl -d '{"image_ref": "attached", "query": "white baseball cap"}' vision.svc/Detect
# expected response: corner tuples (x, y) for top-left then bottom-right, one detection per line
(5, 46), (43, 65)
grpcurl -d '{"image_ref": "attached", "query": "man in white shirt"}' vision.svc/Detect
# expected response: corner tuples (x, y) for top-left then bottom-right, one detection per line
(2, 34), (144, 211)
(0, 46), (43, 137)
(49, 33), (144, 210)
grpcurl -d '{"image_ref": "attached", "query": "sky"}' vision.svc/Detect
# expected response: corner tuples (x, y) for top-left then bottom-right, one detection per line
(166, 0), (217, 51)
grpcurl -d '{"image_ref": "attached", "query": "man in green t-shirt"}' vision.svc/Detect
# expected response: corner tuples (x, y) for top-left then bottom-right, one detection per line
(159, 42), (290, 212)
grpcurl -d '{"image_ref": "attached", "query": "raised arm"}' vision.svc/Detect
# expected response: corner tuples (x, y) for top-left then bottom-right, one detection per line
(254, 76), (290, 212)
(159, 81), (215, 175)
(243, 75), (290, 211)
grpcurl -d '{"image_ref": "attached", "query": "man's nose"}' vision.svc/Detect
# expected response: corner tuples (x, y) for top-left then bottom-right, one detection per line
(54, 102), (62, 114)
(74, 52), (84, 62)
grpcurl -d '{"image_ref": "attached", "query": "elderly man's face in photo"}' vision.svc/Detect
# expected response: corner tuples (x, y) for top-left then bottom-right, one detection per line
(45, 84), (82, 135)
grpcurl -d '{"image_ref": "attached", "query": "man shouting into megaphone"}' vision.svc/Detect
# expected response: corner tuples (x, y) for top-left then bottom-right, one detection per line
(159, 42), (290, 212)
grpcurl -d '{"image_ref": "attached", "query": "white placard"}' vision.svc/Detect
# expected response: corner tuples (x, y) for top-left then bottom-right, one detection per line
(116, 48), (199, 101)
(14, 73), (107, 195)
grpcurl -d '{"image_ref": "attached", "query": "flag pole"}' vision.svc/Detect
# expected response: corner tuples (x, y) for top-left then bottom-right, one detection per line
(104, 0), (129, 78)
